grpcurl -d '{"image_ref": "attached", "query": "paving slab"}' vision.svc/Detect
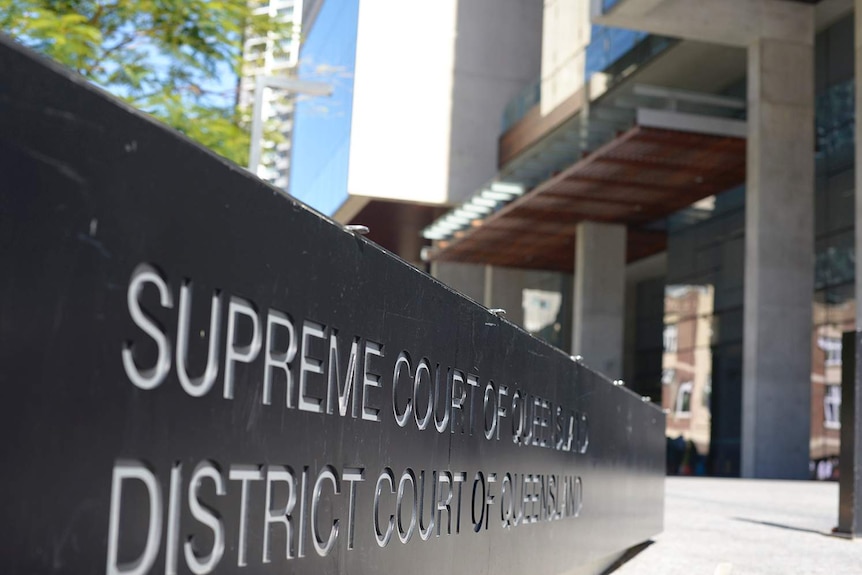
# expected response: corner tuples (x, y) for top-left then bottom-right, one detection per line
(613, 477), (862, 575)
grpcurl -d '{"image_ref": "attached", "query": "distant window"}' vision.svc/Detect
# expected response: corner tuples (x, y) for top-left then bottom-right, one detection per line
(663, 325), (678, 353)
(661, 368), (675, 385)
(675, 381), (693, 416)
(243, 42), (268, 69)
(818, 336), (842, 366)
(245, 41), (267, 56)
(522, 289), (562, 334)
(824, 385), (841, 429)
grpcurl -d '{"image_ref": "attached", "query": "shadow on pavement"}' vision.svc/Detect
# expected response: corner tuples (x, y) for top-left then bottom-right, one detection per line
(601, 541), (655, 574)
(732, 517), (831, 536)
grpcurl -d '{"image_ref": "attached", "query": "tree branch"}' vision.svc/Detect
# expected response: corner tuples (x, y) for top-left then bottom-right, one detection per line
(95, 31), (141, 65)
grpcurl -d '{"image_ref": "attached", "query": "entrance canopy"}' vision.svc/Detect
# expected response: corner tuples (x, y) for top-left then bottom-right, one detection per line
(426, 125), (745, 272)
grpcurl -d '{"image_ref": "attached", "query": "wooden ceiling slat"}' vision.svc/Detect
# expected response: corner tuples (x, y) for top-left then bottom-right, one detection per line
(542, 185), (678, 206)
(428, 126), (745, 272)
(592, 155), (713, 174)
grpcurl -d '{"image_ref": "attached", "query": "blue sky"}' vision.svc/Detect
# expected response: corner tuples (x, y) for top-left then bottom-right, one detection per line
(288, 0), (359, 215)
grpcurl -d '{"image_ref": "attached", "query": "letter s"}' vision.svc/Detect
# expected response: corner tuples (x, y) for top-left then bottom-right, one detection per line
(122, 263), (173, 390)
(184, 462), (226, 574)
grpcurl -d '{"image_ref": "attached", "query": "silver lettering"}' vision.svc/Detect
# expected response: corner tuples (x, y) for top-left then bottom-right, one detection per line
(450, 370), (466, 434)
(229, 465), (263, 567)
(122, 264), (173, 390)
(342, 468), (365, 550)
(392, 351), (413, 427)
(223, 297), (262, 400)
(327, 332), (360, 417)
(262, 465), (296, 563)
(312, 466), (340, 557)
(184, 462), (226, 575)
(299, 321), (326, 413)
(436, 471), (453, 537)
(373, 468), (395, 547)
(165, 463), (182, 575)
(263, 309), (297, 407)
(362, 341), (383, 422)
(106, 460), (162, 575)
(483, 380), (497, 440)
(176, 281), (221, 397)
(396, 469), (417, 544)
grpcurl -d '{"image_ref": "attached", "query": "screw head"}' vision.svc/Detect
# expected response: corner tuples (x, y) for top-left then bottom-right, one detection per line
(345, 224), (370, 235)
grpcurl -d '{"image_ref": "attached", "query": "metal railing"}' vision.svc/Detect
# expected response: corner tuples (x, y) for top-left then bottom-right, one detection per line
(501, 78), (541, 133)
(500, 28), (670, 134)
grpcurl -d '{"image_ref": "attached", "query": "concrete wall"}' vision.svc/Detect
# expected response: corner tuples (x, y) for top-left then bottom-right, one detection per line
(347, 0), (542, 206)
(432, 262), (573, 350)
(348, 0), (459, 205)
(430, 261), (486, 304)
(593, 0), (815, 47)
(541, 0), (591, 115)
(448, 0), (543, 203)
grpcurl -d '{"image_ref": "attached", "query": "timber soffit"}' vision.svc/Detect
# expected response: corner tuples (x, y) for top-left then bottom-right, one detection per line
(425, 125), (745, 273)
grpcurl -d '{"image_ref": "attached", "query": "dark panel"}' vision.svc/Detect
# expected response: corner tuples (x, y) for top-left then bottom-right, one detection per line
(709, 343), (742, 477)
(838, 332), (862, 536)
(0, 37), (664, 574)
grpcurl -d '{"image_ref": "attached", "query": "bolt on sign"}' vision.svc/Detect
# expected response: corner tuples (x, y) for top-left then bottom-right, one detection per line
(0, 36), (664, 575)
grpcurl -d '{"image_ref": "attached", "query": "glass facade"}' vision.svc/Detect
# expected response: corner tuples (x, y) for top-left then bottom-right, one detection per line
(520, 271), (573, 351)
(628, 276), (665, 405)
(659, 14), (856, 478)
(601, 0), (624, 13)
(286, 3), (856, 478)
(501, 26), (659, 133)
(810, 14), (855, 479)
(584, 25), (648, 80)
(662, 188), (745, 476)
(497, 13), (856, 480)
(289, 0), (359, 216)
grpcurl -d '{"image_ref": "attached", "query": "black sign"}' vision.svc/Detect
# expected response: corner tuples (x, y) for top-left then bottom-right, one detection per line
(0, 36), (664, 575)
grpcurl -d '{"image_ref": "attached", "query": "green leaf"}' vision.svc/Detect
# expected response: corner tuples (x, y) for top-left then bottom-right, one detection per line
(0, 0), (293, 166)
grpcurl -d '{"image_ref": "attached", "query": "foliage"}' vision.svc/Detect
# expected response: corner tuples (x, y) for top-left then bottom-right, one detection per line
(0, 0), (292, 165)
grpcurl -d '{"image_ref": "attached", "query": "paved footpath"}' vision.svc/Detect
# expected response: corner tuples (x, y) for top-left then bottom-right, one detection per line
(613, 477), (862, 575)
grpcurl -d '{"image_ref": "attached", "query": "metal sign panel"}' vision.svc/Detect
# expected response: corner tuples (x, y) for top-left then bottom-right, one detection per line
(839, 331), (861, 536)
(0, 36), (664, 574)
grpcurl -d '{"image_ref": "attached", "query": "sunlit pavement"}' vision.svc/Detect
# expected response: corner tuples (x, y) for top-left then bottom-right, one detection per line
(613, 477), (861, 575)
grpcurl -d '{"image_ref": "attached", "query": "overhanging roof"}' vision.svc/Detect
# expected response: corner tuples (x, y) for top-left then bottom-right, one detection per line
(427, 125), (746, 272)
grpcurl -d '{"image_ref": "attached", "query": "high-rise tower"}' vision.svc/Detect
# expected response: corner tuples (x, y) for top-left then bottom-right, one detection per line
(240, 0), (303, 189)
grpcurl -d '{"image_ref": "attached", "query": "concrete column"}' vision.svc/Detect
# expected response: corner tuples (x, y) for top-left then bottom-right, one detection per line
(430, 261), (486, 304)
(742, 35), (814, 479)
(485, 266), (527, 327)
(573, 221), (626, 379)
